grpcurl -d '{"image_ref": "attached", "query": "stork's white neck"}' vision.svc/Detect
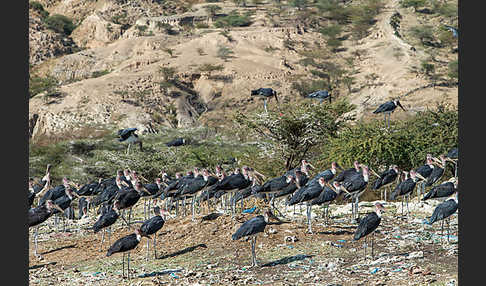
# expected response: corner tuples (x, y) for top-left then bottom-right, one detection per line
(136, 233), (141, 241)
(375, 209), (382, 218)
(331, 167), (336, 174)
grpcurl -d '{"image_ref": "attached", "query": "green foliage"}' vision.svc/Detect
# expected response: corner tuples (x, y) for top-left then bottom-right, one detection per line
(292, 80), (330, 97)
(195, 22), (210, 29)
(409, 25), (435, 44)
(320, 103), (457, 171)
(349, 0), (384, 39)
(316, 0), (352, 24)
(216, 45), (234, 61)
(289, 0), (308, 10)
(29, 75), (58, 98)
(203, 4), (223, 21)
(91, 70), (111, 78)
(159, 66), (177, 81)
(44, 14), (76, 36)
(213, 11), (252, 28)
(234, 100), (356, 169)
(420, 60), (435, 76)
(30, 1), (49, 19)
(399, 0), (426, 11)
(431, 1), (458, 18)
(198, 63), (224, 74)
(447, 60), (458, 81)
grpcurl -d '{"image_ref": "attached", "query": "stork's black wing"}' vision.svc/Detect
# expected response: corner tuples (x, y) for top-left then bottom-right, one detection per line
(373, 101), (395, 114)
(106, 233), (140, 256)
(353, 212), (381, 240)
(429, 199), (458, 224)
(140, 216), (165, 236)
(92, 209), (119, 232)
(425, 166), (444, 186)
(232, 215), (267, 240)
(310, 187), (338, 205)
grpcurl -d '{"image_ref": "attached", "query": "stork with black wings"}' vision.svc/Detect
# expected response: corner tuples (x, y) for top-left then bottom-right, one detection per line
(305, 90), (331, 104)
(373, 99), (406, 129)
(353, 202), (385, 260)
(372, 165), (399, 202)
(250, 88), (279, 113)
(425, 190), (458, 243)
(423, 178), (458, 201)
(117, 128), (142, 154)
(232, 209), (273, 267)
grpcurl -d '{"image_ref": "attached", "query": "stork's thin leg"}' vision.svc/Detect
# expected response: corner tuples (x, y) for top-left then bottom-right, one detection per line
(122, 253), (125, 279)
(356, 197), (360, 220)
(371, 232), (374, 259)
(441, 220), (444, 244)
(108, 226), (111, 245)
(251, 236), (258, 267)
(154, 234), (157, 259)
(100, 229), (105, 252)
(406, 194), (409, 216)
(128, 208), (132, 228)
(146, 236), (150, 261)
(264, 99), (268, 113)
(34, 226), (39, 257)
(307, 204), (313, 234)
(191, 196), (195, 221)
(447, 218), (450, 243)
(127, 252), (131, 280)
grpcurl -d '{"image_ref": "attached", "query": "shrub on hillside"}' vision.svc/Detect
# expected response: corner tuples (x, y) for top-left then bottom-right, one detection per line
(213, 11), (252, 28)
(44, 14), (76, 36)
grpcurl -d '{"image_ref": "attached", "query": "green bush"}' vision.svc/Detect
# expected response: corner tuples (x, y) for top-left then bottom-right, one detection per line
(44, 14), (76, 36)
(213, 11), (252, 28)
(399, 0), (426, 11)
(30, 1), (49, 19)
(320, 104), (458, 171)
(448, 60), (458, 81)
(29, 75), (58, 98)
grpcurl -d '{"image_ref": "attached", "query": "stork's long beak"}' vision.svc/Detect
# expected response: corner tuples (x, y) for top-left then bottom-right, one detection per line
(369, 167), (382, 178)
(72, 192), (81, 199)
(431, 157), (441, 164)
(334, 162), (343, 171)
(142, 187), (152, 195)
(415, 173), (427, 181)
(397, 101), (406, 111)
(307, 163), (316, 170)
(446, 158), (457, 163)
(52, 204), (64, 213)
(122, 181), (130, 187)
(140, 175), (150, 183)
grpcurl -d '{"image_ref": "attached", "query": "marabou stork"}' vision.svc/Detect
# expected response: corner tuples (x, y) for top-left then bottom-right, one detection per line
(141, 178), (165, 220)
(415, 154), (437, 201)
(425, 192), (458, 243)
(445, 147), (458, 178)
(117, 128), (143, 155)
(232, 209), (272, 267)
(310, 181), (343, 224)
(353, 202), (385, 260)
(444, 25), (458, 38)
(180, 169), (218, 220)
(31, 164), (52, 196)
(106, 228), (143, 280)
(256, 174), (295, 216)
(284, 159), (315, 177)
(273, 170), (308, 216)
(426, 155), (447, 187)
(423, 178), (458, 201)
(305, 90), (331, 104)
(115, 182), (152, 227)
(250, 88), (279, 113)
(76, 178), (104, 196)
(334, 161), (361, 183)
(78, 197), (90, 219)
(287, 178), (338, 233)
(92, 201), (121, 251)
(373, 99), (406, 128)
(341, 165), (370, 221)
(372, 165), (399, 201)
(51, 187), (81, 232)
(29, 200), (64, 258)
(390, 170), (426, 216)
(139, 206), (167, 260)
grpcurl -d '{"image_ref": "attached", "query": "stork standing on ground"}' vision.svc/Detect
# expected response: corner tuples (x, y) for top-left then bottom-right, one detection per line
(310, 181), (344, 224)
(426, 155), (447, 187)
(425, 191), (458, 243)
(341, 165), (369, 222)
(445, 147), (458, 178)
(51, 186), (81, 232)
(390, 170), (426, 216)
(91, 201), (121, 251)
(115, 182), (151, 228)
(232, 209), (273, 267)
(353, 202), (385, 260)
(139, 206), (167, 260)
(423, 178), (458, 201)
(256, 174), (295, 217)
(415, 154), (436, 202)
(372, 165), (400, 202)
(117, 128), (143, 155)
(305, 90), (331, 104)
(29, 200), (64, 258)
(250, 88), (279, 113)
(106, 228), (143, 280)
(334, 161), (361, 183)
(372, 99), (406, 129)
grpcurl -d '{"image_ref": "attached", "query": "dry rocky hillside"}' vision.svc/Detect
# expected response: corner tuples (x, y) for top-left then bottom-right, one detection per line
(28, 0), (458, 141)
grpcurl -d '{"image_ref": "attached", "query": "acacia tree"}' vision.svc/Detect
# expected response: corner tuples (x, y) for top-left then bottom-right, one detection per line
(234, 100), (355, 170)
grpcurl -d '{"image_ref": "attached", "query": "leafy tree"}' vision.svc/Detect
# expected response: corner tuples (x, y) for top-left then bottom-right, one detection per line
(399, 0), (426, 12)
(234, 100), (355, 170)
(44, 14), (76, 36)
(203, 4), (222, 22)
(217, 46), (234, 61)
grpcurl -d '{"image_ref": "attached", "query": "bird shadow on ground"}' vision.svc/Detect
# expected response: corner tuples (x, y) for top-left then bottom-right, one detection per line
(40, 244), (76, 255)
(318, 230), (354, 235)
(261, 254), (314, 268)
(29, 261), (57, 270)
(201, 212), (223, 221)
(137, 268), (183, 278)
(157, 243), (207, 260)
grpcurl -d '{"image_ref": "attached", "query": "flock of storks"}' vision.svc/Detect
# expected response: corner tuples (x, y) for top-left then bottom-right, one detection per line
(28, 90), (458, 279)
(28, 138), (459, 279)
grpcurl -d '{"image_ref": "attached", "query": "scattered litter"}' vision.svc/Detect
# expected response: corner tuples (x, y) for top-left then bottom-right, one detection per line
(407, 251), (424, 259)
(330, 242), (343, 248)
(243, 207), (257, 214)
(370, 267), (379, 274)
(170, 272), (179, 279)
(92, 272), (101, 276)
(336, 240), (346, 243)
(391, 268), (402, 272)
(284, 236), (298, 243)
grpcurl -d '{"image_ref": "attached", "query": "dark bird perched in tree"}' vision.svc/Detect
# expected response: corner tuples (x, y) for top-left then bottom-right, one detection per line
(117, 128), (142, 154)
(372, 165), (399, 201)
(372, 99), (406, 128)
(423, 178), (458, 201)
(140, 206), (168, 260)
(232, 209), (272, 267)
(425, 191), (458, 243)
(29, 200), (64, 258)
(334, 161), (361, 183)
(390, 170), (426, 216)
(342, 165), (370, 221)
(426, 155), (447, 187)
(305, 90), (331, 104)
(353, 202), (385, 260)
(91, 201), (121, 251)
(165, 138), (186, 147)
(250, 88), (279, 112)
(106, 228), (143, 280)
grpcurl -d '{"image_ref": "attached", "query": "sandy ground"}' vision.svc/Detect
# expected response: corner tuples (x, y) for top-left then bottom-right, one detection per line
(29, 197), (458, 286)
